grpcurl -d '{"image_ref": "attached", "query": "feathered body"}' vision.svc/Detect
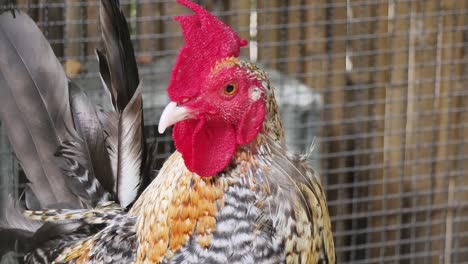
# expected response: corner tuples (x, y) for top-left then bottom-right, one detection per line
(0, 0), (335, 263)
(129, 59), (335, 263)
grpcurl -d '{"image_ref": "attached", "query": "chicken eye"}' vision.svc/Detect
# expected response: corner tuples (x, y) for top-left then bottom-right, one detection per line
(224, 84), (237, 95)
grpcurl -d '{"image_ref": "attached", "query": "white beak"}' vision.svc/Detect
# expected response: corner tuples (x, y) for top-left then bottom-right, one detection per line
(158, 102), (193, 134)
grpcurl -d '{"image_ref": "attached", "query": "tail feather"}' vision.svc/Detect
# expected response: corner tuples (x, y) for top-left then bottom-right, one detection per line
(100, 84), (145, 207)
(24, 185), (41, 211)
(98, 0), (148, 207)
(96, 49), (113, 104)
(117, 83), (144, 207)
(55, 140), (111, 207)
(99, 0), (140, 111)
(0, 9), (123, 211)
(0, 228), (33, 256)
(0, 1), (154, 257)
(100, 111), (119, 187)
(68, 81), (115, 204)
(0, 11), (80, 208)
(31, 221), (86, 246)
(1, 195), (42, 232)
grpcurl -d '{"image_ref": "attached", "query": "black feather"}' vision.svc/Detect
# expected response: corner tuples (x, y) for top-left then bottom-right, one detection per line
(99, 0), (139, 111)
(0, 228), (33, 255)
(98, 0), (149, 207)
(31, 221), (86, 247)
(96, 49), (114, 105)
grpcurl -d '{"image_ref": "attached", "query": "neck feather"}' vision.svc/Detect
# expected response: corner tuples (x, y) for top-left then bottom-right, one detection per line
(240, 61), (284, 145)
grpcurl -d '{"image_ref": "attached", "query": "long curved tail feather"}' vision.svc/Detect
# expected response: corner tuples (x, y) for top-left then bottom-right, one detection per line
(0, 10), (81, 208)
(97, 0), (148, 208)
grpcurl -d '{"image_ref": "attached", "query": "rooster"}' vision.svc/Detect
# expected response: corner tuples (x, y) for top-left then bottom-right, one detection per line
(0, 0), (335, 263)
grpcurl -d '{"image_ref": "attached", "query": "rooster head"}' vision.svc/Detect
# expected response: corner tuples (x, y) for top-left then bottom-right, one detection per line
(158, 0), (267, 177)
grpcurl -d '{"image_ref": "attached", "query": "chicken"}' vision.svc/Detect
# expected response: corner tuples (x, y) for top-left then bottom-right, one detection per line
(0, 0), (335, 263)
(128, 1), (336, 263)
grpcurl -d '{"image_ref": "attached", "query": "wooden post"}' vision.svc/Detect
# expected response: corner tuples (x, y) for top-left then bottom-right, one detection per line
(64, 0), (83, 77)
(257, 0), (282, 70)
(39, 0), (64, 58)
(367, 1), (389, 261)
(403, 1), (440, 262)
(13, 0), (27, 10)
(451, 40), (468, 262)
(64, 0), (82, 59)
(285, 0), (301, 78)
(346, 1), (378, 260)
(322, 0), (348, 261)
(431, 1), (453, 262)
(230, 0), (250, 59)
(381, 0), (412, 261)
(137, 0), (161, 64)
(454, 2), (468, 253)
(160, 1), (187, 53)
(303, 1), (327, 91)
(86, 0), (100, 56)
(21, 0), (40, 21)
(435, 1), (468, 263)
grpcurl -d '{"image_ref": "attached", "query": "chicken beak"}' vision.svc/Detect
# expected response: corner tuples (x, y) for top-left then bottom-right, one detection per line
(158, 102), (193, 134)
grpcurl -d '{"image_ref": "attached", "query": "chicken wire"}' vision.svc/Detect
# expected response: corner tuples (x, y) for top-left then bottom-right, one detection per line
(0, 0), (467, 263)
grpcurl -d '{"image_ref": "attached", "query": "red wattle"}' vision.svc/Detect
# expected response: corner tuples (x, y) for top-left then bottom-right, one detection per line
(173, 118), (236, 177)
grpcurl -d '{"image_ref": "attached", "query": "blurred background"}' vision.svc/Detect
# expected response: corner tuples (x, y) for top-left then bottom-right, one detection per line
(0, 0), (467, 263)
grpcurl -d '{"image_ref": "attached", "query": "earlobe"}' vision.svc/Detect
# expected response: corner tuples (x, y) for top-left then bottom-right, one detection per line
(236, 101), (265, 145)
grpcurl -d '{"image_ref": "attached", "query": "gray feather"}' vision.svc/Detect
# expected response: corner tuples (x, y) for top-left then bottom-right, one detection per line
(1, 195), (42, 233)
(0, 11), (80, 208)
(55, 140), (111, 207)
(24, 185), (41, 211)
(68, 81), (115, 197)
(101, 84), (144, 207)
(0, 3), (150, 260)
(101, 111), (119, 189)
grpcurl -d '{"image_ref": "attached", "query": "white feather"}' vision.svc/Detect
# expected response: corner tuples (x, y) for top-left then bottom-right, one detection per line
(117, 83), (143, 207)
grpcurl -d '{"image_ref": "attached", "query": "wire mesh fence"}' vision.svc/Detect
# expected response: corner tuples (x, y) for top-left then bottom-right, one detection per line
(0, 0), (467, 263)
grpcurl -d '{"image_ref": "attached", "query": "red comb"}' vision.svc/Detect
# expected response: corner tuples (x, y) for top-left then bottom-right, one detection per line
(168, 0), (248, 102)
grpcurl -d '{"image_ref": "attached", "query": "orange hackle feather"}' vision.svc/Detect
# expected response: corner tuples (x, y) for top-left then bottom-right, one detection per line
(129, 153), (224, 263)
